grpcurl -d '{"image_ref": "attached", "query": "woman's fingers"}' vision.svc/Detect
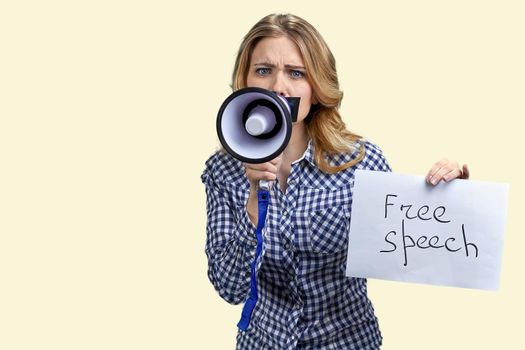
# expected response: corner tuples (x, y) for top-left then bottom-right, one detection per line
(245, 167), (278, 181)
(269, 153), (283, 166)
(426, 158), (448, 185)
(461, 164), (470, 179)
(426, 158), (465, 185)
(245, 162), (278, 174)
(442, 167), (463, 182)
(244, 154), (283, 185)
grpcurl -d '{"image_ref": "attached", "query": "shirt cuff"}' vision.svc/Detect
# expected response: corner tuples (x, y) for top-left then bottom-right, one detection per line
(234, 204), (258, 248)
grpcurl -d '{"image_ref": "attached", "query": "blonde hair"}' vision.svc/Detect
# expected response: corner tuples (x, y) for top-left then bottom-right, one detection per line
(232, 13), (365, 174)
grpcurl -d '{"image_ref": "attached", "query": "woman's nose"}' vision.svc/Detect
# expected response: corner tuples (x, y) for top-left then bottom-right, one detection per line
(270, 74), (287, 97)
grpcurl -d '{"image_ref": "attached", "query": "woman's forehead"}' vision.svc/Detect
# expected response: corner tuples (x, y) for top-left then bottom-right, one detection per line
(250, 37), (304, 66)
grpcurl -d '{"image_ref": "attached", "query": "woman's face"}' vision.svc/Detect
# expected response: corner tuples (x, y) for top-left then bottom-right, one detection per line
(246, 36), (315, 123)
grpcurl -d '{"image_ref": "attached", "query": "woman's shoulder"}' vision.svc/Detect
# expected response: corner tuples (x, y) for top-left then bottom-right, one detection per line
(303, 139), (390, 189)
(326, 139), (390, 171)
(357, 139), (391, 171)
(201, 150), (247, 186)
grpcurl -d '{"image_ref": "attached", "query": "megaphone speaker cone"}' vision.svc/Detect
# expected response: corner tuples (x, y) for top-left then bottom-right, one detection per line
(245, 105), (277, 136)
(216, 87), (296, 164)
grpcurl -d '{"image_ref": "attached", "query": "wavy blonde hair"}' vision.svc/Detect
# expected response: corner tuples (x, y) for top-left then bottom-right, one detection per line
(231, 13), (365, 174)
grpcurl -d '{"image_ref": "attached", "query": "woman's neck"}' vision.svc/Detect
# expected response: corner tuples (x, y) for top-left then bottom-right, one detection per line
(282, 121), (309, 163)
(277, 122), (309, 193)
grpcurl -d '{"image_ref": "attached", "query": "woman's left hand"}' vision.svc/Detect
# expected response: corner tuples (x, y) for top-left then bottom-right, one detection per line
(426, 158), (469, 186)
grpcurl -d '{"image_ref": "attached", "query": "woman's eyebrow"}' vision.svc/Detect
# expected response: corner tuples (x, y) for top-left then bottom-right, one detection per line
(254, 62), (276, 67)
(254, 62), (305, 70)
(285, 64), (305, 70)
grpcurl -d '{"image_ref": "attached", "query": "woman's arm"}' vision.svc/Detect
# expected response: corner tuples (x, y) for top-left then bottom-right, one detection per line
(202, 160), (257, 305)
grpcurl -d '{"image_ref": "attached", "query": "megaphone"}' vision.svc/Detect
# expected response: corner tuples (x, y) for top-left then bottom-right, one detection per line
(216, 87), (301, 331)
(216, 87), (300, 164)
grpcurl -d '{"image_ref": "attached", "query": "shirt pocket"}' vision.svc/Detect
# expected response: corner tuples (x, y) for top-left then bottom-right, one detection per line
(308, 204), (350, 255)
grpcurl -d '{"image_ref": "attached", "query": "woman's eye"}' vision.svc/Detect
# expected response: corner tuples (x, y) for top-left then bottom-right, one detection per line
(255, 68), (271, 76)
(290, 70), (305, 78)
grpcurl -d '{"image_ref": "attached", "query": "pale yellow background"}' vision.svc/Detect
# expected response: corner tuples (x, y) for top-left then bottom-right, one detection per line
(1, 1), (523, 349)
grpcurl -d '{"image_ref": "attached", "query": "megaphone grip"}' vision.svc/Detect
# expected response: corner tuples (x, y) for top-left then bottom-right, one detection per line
(258, 180), (270, 191)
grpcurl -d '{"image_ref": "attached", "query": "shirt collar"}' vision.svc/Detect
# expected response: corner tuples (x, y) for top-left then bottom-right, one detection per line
(291, 139), (316, 166)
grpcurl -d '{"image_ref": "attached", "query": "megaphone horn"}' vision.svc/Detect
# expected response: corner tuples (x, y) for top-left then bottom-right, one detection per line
(216, 87), (300, 164)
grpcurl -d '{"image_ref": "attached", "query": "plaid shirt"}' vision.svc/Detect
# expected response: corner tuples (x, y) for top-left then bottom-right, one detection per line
(202, 140), (391, 350)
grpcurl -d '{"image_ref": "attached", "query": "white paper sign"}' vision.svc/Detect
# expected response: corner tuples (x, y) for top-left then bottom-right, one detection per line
(346, 170), (509, 291)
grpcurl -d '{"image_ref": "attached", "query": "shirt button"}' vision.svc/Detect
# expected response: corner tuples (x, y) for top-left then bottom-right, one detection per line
(283, 209), (288, 217)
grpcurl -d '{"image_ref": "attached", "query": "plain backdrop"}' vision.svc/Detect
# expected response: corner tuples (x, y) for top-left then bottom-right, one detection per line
(1, 1), (523, 349)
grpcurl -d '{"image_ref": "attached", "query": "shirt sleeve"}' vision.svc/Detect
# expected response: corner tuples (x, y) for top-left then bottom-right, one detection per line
(201, 154), (257, 305)
(361, 141), (392, 173)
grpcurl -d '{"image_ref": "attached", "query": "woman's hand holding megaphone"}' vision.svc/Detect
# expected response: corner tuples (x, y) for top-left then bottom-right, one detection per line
(244, 154), (283, 225)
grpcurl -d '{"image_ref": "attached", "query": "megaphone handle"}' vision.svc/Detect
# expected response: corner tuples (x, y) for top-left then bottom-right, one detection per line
(258, 180), (270, 191)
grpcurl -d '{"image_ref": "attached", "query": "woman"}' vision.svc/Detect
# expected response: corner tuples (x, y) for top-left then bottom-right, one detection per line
(202, 13), (468, 349)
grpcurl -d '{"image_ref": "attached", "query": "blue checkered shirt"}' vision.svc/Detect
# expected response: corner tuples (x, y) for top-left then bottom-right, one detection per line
(202, 140), (391, 349)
